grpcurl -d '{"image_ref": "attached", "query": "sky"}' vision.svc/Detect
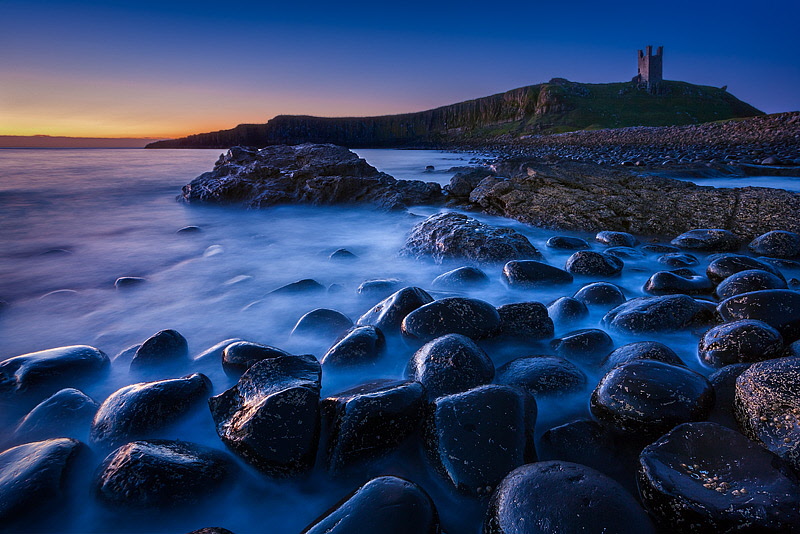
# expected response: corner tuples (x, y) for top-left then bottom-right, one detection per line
(1, 0), (798, 139)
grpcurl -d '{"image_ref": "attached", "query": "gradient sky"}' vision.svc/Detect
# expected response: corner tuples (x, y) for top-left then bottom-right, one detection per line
(2, 0), (798, 138)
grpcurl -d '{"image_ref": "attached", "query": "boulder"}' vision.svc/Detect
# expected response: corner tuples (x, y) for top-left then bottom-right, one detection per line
(222, 341), (291, 377)
(545, 236), (589, 250)
(13, 388), (98, 443)
(401, 297), (500, 342)
(502, 260), (573, 288)
(94, 440), (233, 508)
(291, 309), (353, 339)
(748, 230), (800, 258)
(496, 356), (586, 396)
(445, 168), (495, 198)
(551, 329), (614, 364)
(572, 282), (626, 309)
(698, 320), (784, 367)
(430, 266), (489, 289)
(601, 341), (684, 371)
(329, 248), (357, 261)
(321, 326), (386, 368)
(424, 385), (536, 495)
(400, 212), (541, 264)
(671, 229), (741, 252)
(406, 334), (494, 400)
(657, 252), (699, 268)
(706, 254), (784, 284)
(546, 297), (588, 327)
(595, 231), (638, 247)
(717, 290), (800, 342)
(356, 287), (433, 334)
(269, 278), (326, 295)
(641, 243), (680, 254)
(301, 476), (440, 534)
(130, 329), (189, 372)
(565, 251), (623, 277)
(90, 373), (212, 449)
(715, 269), (787, 299)
(708, 363), (751, 429)
(208, 354), (321, 476)
(603, 295), (714, 334)
(357, 279), (402, 299)
(181, 144), (442, 210)
(496, 302), (554, 340)
(643, 271), (714, 295)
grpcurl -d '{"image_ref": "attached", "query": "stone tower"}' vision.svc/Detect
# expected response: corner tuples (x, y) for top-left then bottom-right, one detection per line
(635, 45), (663, 93)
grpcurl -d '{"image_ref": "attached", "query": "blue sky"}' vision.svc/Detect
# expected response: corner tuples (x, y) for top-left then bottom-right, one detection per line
(1, 0), (797, 137)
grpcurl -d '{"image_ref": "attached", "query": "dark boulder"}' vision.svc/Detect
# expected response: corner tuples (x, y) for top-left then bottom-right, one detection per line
(291, 309), (353, 339)
(573, 282), (625, 309)
(545, 236), (590, 250)
(643, 271), (714, 295)
(356, 287), (433, 334)
(400, 212), (542, 264)
(320, 380), (425, 474)
(301, 476), (440, 534)
(208, 354), (321, 476)
(222, 341), (291, 377)
(329, 248), (357, 261)
(749, 230), (800, 259)
(496, 302), (554, 340)
(192, 338), (246, 363)
(657, 252), (699, 268)
(357, 279), (402, 299)
(595, 231), (638, 248)
(715, 269), (787, 299)
(0, 438), (84, 524)
(130, 329), (189, 372)
(484, 461), (654, 534)
(638, 422), (800, 532)
(496, 356), (586, 396)
(445, 168), (495, 198)
(406, 334), (494, 400)
(0, 345), (109, 403)
(591, 360), (714, 437)
(269, 278), (326, 295)
(706, 254), (785, 284)
(177, 225), (201, 234)
(699, 320), (784, 368)
(502, 260), (573, 288)
(546, 297), (588, 327)
(321, 326), (386, 368)
(601, 341), (684, 371)
(424, 385), (536, 496)
(708, 363), (751, 429)
(641, 243), (680, 254)
(430, 266), (489, 289)
(565, 251), (623, 277)
(401, 297), (500, 342)
(90, 373), (212, 449)
(605, 246), (644, 259)
(671, 229), (741, 252)
(13, 388), (98, 443)
(94, 440), (233, 508)
(114, 276), (146, 289)
(718, 290), (800, 342)
(551, 329), (614, 364)
(603, 295), (714, 334)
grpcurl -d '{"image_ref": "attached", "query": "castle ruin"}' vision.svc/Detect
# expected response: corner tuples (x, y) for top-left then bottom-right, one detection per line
(635, 45), (663, 93)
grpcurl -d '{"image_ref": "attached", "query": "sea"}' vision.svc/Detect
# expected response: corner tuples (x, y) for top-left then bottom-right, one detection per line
(0, 147), (797, 533)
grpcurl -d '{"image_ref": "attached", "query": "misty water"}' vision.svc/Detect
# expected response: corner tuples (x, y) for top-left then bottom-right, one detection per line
(0, 148), (796, 533)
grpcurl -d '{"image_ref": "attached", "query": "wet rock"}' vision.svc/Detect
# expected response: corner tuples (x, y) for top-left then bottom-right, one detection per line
(564, 251), (623, 277)
(547, 297), (588, 327)
(603, 295), (714, 334)
(94, 440), (233, 508)
(192, 338), (246, 363)
(657, 252), (699, 268)
(708, 363), (751, 429)
(187, 528), (235, 534)
(545, 236), (589, 250)
(0, 345), (109, 402)
(496, 356), (586, 396)
(792, 340), (800, 357)
(0, 438), (84, 523)
(638, 422), (800, 532)
(699, 320), (784, 368)
(329, 248), (357, 261)
(551, 328), (613, 364)
(356, 287), (433, 334)
(321, 326), (386, 368)
(484, 461), (654, 534)
(715, 269), (788, 299)
(445, 168), (495, 198)
(605, 246), (644, 259)
(424, 385), (536, 496)
(208, 354), (321, 476)
(177, 225), (202, 233)
(502, 260), (573, 288)
(357, 279), (402, 299)
(595, 231), (638, 247)
(90, 373), (211, 449)
(643, 270), (714, 295)
(114, 276), (146, 289)
(301, 476), (440, 534)
(401, 297), (500, 342)
(130, 329), (189, 372)
(13, 388), (98, 443)
(601, 341), (684, 371)
(735, 357), (800, 471)
(406, 334), (494, 400)
(591, 360), (714, 437)
(706, 253), (785, 284)
(718, 290), (800, 342)
(320, 380), (424, 473)
(291, 309), (353, 339)
(269, 278), (326, 295)
(496, 302), (554, 340)
(749, 230), (800, 259)
(671, 229), (741, 252)
(400, 212), (542, 264)
(641, 243), (680, 254)
(221, 341), (291, 377)
(573, 281), (625, 309)
(430, 266), (489, 289)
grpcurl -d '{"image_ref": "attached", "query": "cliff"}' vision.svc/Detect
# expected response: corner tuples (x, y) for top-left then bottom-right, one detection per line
(146, 79), (763, 149)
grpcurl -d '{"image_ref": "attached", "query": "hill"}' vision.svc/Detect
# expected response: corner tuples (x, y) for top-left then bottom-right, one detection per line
(146, 79), (763, 149)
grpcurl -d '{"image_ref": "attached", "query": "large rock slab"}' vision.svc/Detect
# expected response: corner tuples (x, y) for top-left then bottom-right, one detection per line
(400, 212), (542, 264)
(181, 144), (442, 210)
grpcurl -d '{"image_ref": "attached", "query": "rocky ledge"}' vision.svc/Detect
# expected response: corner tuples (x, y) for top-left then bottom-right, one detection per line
(180, 144), (442, 210)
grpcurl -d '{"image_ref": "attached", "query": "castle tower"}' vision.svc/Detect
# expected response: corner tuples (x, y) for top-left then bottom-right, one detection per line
(635, 45), (663, 93)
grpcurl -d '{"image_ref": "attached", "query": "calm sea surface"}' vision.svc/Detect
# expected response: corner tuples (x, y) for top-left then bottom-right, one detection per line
(0, 147), (795, 533)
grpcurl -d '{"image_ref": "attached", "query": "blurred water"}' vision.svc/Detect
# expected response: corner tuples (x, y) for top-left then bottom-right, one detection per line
(672, 174), (800, 192)
(0, 148), (795, 534)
